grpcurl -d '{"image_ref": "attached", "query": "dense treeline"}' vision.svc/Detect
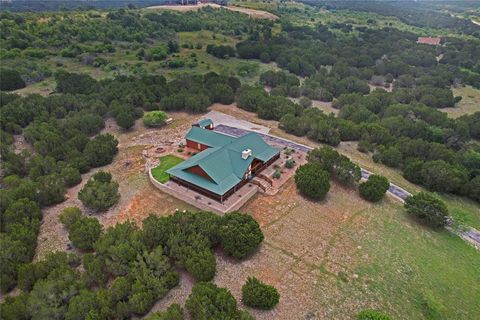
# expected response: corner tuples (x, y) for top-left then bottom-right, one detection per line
(0, 0), (166, 12)
(0, 70), (241, 293)
(206, 44), (236, 59)
(0, 211), (263, 319)
(233, 18), (479, 203)
(236, 83), (479, 202)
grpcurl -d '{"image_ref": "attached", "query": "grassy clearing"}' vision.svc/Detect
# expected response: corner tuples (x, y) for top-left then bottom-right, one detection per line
(163, 32), (280, 83)
(238, 178), (480, 319)
(13, 77), (56, 96)
(151, 155), (184, 183)
(351, 201), (480, 320)
(442, 86), (480, 118)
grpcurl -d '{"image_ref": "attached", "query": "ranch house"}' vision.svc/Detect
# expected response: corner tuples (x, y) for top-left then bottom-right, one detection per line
(167, 124), (279, 202)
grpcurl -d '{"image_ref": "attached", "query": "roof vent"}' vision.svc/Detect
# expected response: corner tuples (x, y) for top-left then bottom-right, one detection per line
(242, 149), (252, 160)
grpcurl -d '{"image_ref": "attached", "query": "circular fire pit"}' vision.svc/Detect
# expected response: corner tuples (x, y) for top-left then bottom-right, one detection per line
(155, 147), (166, 154)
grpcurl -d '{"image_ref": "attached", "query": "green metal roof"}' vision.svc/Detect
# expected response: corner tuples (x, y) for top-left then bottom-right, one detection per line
(168, 130), (279, 196)
(197, 118), (213, 128)
(186, 126), (235, 148)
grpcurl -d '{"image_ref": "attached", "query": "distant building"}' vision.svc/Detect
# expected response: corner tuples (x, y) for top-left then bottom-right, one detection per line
(167, 125), (279, 202)
(417, 37), (441, 46)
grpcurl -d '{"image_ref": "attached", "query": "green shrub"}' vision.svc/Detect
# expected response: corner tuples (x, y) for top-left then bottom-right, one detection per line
(359, 175), (390, 202)
(145, 304), (183, 320)
(0, 68), (26, 91)
(61, 166), (82, 187)
(143, 111), (168, 128)
(285, 159), (295, 169)
(299, 96), (312, 108)
(59, 207), (82, 228)
(186, 282), (249, 320)
(78, 171), (120, 212)
(294, 163), (330, 200)
(68, 217), (103, 251)
(273, 169), (281, 179)
(357, 309), (392, 320)
(115, 111), (134, 130)
(185, 249), (216, 282)
(404, 192), (449, 228)
(219, 212), (264, 259)
(242, 277), (280, 310)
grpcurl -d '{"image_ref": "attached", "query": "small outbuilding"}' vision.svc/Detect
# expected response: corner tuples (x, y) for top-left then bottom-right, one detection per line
(193, 118), (214, 130)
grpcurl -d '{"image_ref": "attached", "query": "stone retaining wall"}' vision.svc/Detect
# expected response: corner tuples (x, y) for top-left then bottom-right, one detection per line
(148, 170), (258, 214)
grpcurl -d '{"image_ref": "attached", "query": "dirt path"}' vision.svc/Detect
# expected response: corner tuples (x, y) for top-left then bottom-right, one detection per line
(146, 3), (279, 20)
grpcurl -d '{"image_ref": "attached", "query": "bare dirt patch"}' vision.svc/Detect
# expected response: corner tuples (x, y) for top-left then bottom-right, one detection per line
(146, 3), (279, 20)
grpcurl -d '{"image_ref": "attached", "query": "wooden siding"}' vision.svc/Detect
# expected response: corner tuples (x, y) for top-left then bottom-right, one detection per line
(186, 139), (210, 151)
(185, 165), (213, 181)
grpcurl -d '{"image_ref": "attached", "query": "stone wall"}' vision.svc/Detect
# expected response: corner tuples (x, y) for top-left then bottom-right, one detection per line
(148, 170), (258, 214)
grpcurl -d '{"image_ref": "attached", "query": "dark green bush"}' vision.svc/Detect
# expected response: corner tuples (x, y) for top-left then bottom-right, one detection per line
(404, 192), (449, 228)
(0, 68), (25, 91)
(219, 212), (264, 259)
(68, 217), (103, 251)
(359, 174), (390, 202)
(242, 277), (280, 310)
(186, 282), (250, 320)
(59, 207), (82, 228)
(78, 171), (120, 212)
(294, 163), (330, 200)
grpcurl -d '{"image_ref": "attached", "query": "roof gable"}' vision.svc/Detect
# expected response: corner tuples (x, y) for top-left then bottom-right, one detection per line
(185, 126), (235, 148)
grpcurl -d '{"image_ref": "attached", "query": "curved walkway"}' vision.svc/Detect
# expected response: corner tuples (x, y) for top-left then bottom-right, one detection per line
(215, 124), (480, 249)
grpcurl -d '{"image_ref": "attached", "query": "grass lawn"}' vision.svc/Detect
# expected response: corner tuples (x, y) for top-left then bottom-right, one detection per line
(151, 155), (184, 183)
(351, 202), (480, 319)
(239, 179), (480, 319)
(443, 86), (480, 118)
